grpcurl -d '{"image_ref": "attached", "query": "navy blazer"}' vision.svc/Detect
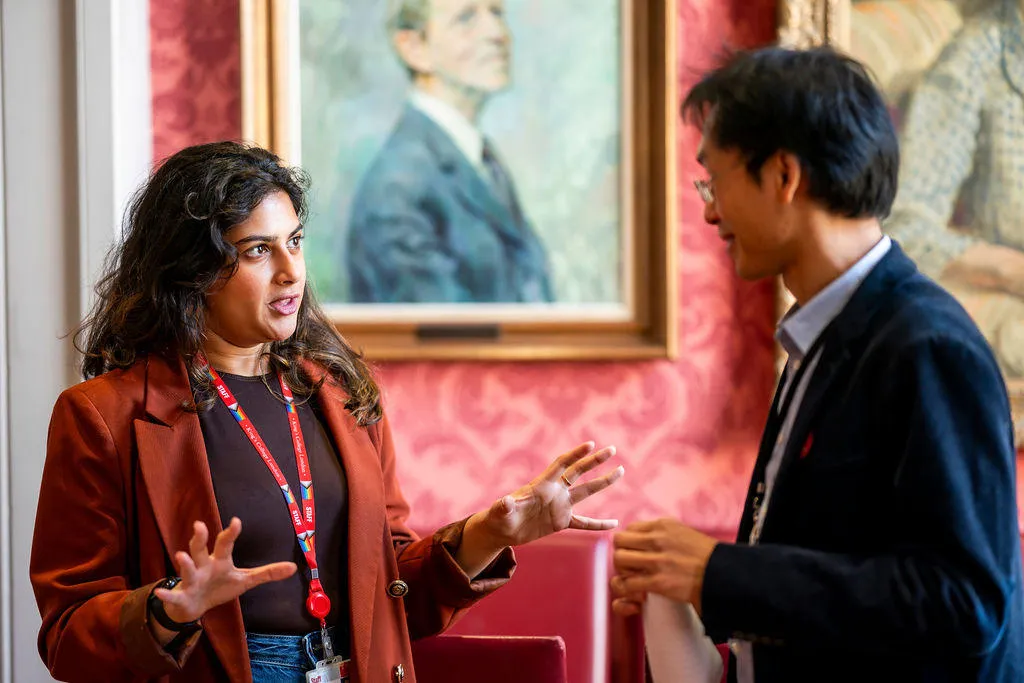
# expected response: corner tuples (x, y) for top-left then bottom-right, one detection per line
(345, 106), (554, 304)
(702, 244), (1024, 682)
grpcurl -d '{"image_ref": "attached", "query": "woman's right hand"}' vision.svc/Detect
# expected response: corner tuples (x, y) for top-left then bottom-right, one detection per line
(153, 517), (297, 624)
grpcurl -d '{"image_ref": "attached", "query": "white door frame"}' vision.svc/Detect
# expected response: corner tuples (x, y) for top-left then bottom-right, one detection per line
(1, 1), (152, 680)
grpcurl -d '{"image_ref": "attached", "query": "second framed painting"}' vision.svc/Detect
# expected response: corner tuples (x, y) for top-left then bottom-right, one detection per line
(241, 0), (677, 360)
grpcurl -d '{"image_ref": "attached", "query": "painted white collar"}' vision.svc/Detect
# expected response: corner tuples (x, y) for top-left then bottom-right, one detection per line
(409, 89), (484, 170)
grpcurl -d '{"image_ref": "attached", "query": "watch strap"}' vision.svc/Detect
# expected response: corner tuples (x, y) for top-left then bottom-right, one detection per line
(147, 577), (201, 633)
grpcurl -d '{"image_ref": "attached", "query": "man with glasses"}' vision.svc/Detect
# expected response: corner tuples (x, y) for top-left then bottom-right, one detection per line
(612, 46), (1024, 683)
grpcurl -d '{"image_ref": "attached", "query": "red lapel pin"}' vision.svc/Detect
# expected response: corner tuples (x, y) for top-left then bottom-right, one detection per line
(800, 433), (814, 459)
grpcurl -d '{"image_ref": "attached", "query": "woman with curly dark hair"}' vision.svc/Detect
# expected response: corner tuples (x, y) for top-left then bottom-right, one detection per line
(30, 141), (623, 683)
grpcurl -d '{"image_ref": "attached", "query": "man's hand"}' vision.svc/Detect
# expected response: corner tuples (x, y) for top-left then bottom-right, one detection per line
(611, 519), (719, 617)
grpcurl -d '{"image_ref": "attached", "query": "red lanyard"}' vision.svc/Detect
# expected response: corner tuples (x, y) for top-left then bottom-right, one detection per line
(198, 356), (332, 625)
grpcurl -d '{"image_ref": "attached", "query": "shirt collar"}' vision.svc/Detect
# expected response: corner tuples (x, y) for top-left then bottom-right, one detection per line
(776, 236), (892, 361)
(409, 89), (484, 169)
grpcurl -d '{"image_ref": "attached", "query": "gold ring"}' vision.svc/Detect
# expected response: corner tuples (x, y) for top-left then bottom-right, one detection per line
(560, 474), (573, 488)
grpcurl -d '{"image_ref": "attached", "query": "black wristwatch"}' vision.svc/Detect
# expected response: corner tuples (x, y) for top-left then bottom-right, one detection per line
(147, 577), (201, 634)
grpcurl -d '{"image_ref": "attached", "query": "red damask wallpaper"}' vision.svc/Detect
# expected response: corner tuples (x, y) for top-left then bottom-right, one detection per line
(148, 0), (1024, 535)
(151, 0), (241, 162)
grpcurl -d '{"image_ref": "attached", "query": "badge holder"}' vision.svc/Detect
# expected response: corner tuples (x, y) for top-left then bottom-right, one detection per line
(305, 656), (350, 683)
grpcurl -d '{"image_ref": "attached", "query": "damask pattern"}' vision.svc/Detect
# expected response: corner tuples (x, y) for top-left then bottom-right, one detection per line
(150, 0), (241, 163)
(149, 0), (1023, 534)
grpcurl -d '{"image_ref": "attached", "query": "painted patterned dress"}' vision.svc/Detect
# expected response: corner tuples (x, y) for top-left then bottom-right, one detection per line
(885, 0), (1024, 377)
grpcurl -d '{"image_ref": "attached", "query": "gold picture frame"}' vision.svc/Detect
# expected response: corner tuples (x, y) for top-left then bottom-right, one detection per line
(777, 0), (1024, 444)
(239, 0), (677, 362)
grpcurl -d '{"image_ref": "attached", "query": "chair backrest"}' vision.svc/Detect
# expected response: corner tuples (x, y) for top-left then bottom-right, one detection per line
(411, 635), (567, 683)
(443, 530), (611, 683)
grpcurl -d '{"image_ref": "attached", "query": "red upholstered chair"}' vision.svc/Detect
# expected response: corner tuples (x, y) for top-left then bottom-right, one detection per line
(609, 613), (644, 683)
(443, 530), (611, 683)
(411, 635), (567, 683)
(423, 527), (735, 682)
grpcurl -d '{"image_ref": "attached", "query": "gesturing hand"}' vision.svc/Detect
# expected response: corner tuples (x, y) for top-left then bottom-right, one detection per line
(153, 517), (297, 623)
(479, 441), (625, 548)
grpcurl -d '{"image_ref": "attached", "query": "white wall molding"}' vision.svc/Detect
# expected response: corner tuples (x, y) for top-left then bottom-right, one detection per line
(0, 4), (10, 681)
(75, 0), (152, 318)
(3, 1), (79, 679)
(2, 1), (153, 680)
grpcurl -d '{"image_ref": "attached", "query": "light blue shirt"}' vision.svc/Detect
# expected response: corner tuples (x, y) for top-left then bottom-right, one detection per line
(735, 235), (893, 683)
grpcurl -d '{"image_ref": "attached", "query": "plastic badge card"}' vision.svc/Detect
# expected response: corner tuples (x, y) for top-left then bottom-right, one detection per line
(305, 656), (350, 683)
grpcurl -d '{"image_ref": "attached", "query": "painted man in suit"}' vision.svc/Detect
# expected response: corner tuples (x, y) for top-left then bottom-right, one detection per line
(611, 47), (1024, 682)
(345, 0), (554, 304)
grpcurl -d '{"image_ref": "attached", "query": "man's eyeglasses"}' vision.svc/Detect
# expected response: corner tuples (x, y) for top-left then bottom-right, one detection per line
(693, 178), (714, 203)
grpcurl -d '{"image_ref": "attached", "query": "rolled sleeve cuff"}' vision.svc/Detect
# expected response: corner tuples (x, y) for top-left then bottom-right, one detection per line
(430, 518), (517, 608)
(119, 581), (202, 676)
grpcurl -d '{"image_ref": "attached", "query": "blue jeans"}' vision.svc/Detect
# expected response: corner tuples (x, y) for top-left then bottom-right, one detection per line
(246, 626), (344, 683)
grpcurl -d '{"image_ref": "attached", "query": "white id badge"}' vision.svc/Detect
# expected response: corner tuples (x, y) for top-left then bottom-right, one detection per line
(305, 657), (350, 683)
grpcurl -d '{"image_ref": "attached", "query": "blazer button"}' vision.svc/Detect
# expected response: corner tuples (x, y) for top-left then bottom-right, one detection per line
(387, 579), (409, 598)
(392, 663), (405, 681)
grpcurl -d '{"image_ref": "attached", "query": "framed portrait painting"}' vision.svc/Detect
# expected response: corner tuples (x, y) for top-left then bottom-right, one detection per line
(240, 0), (677, 360)
(779, 0), (1024, 442)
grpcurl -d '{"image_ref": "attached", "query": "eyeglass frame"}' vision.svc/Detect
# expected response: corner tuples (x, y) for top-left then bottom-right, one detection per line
(693, 178), (714, 203)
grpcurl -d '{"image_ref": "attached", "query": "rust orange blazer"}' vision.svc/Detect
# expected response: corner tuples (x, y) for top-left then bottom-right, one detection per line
(30, 354), (515, 683)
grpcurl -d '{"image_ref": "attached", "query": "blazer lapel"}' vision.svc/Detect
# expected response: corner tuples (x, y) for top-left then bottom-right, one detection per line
(765, 344), (854, 513)
(736, 362), (793, 543)
(304, 363), (385, 683)
(758, 243), (920, 532)
(135, 354), (250, 683)
(447, 150), (521, 241)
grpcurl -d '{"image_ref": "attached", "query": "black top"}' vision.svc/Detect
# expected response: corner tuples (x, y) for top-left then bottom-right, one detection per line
(195, 371), (350, 639)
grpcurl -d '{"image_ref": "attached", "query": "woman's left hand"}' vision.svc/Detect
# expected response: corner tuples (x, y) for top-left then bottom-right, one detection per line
(455, 442), (623, 577)
(481, 441), (624, 547)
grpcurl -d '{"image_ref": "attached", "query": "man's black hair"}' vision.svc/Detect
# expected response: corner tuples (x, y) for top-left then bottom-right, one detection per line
(683, 46), (899, 219)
